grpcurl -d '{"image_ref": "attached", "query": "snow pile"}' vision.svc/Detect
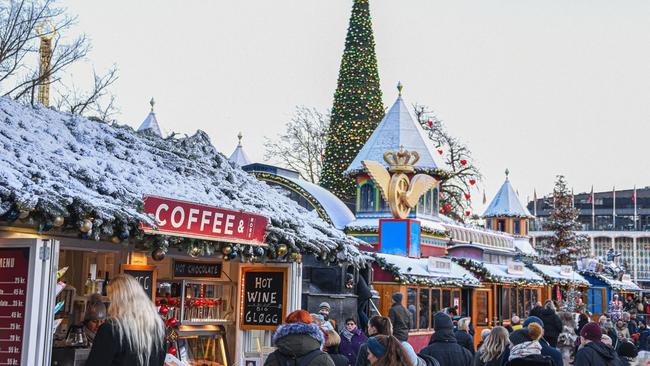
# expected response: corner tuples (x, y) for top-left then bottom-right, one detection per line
(0, 98), (363, 263)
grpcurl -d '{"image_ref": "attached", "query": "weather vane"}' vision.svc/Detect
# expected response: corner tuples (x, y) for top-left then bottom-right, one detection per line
(362, 146), (437, 219)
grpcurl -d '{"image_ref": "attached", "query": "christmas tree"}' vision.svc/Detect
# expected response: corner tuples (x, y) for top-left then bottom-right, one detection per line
(320, 0), (384, 202)
(537, 175), (590, 265)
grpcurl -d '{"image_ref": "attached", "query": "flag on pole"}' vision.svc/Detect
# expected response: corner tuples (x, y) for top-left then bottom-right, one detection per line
(533, 189), (538, 216)
(571, 187), (575, 208)
(482, 189), (487, 205)
(633, 185), (637, 230)
(612, 186), (616, 229)
(589, 185), (595, 230)
(587, 186), (594, 204)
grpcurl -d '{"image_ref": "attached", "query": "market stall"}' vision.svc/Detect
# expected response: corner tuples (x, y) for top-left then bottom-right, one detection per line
(530, 263), (589, 306)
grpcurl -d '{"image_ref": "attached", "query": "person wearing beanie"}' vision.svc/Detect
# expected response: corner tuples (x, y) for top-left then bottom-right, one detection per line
(514, 316), (563, 366)
(505, 323), (553, 366)
(617, 340), (638, 366)
(82, 293), (107, 345)
(264, 310), (335, 366)
(319, 302), (338, 332)
(420, 312), (472, 366)
(388, 292), (411, 342)
(573, 322), (622, 366)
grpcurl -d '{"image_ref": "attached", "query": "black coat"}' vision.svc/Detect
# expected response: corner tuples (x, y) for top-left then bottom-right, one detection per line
(420, 330), (473, 366)
(505, 354), (554, 366)
(389, 303), (412, 342)
(85, 321), (165, 366)
(329, 353), (351, 366)
(539, 308), (563, 347)
(354, 343), (370, 366)
(472, 350), (506, 366)
(573, 341), (624, 366)
(455, 329), (475, 355)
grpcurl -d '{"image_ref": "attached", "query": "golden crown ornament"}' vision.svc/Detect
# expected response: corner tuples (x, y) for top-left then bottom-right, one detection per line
(362, 146), (437, 219)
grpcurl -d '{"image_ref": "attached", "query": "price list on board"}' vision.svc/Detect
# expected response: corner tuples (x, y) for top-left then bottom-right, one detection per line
(0, 248), (30, 366)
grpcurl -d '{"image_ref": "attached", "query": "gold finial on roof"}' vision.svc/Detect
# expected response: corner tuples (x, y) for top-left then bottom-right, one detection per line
(237, 132), (243, 146)
(149, 97), (155, 112)
(397, 81), (403, 96)
(505, 168), (510, 180)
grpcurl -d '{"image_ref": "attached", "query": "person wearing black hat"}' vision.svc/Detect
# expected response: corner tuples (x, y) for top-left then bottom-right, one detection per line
(82, 293), (107, 346)
(574, 322), (622, 366)
(420, 312), (472, 366)
(388, 292), (411, 342)
(616, 340), (638, 366)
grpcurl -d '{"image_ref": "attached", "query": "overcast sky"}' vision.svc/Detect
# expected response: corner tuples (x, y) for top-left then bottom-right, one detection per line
(60, 0), (650, 213)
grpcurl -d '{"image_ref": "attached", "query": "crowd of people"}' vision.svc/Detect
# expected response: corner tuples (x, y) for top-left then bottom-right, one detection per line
(264, 293), (650, 366)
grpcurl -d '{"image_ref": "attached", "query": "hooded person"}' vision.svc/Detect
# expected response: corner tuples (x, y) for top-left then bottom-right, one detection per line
(264, 310), (335, 366)
(505, 323), (553, 366)
(617, 340), (639, 366)
(388, 292), (412, 342)
(573, 322), (622, 366)
(83, 293), (107, 345)
(539, 300), (563, 348)
(420, 312), (472, 366)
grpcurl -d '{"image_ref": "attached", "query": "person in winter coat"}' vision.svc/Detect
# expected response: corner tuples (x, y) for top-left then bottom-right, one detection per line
(355, 316), (392, 366)
(609, 294), (624, 322)
(507, 316), (563, 366)
(617, 340), (639, 366)
(505, 323), (553, 366)
(574, 322), (622, 366)
(539, 300), (563, 347)
(577, 313), (589, 335)
(557, 311), (578, 366)
(530, 302), (543, 319)
(616, 319), (631, 341)
(264, 310), (335, 366)
(602, 319), (620, 350)
(473, 326), (509, 366)
(637, 320), (650, 351)
(340, 318), (367, 366)
(420, 312), (472, 366)
(455, 317), (475, 355)
(86, 274), (165, 366)
(506, 316), (523, 333)
(388, 293), (412, 342)
(325, 330), (352, 366)
(356, 276), (373, 332)
(477, 329), (491, 350)
(366, 335), (411, 366)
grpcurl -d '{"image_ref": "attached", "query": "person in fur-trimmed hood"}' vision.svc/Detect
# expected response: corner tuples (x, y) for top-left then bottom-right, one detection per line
(505, 323), (554, 366)
(264, 310), (335, 366)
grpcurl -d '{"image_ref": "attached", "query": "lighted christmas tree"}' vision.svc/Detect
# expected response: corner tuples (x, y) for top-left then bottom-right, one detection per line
(537, 175), (589, 265)
(320, 0), (384, 202)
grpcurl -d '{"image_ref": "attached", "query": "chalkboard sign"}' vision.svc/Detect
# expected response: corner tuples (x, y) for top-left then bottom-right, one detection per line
(0, 247), (30, 366)
(121, 264), (157, 301)
(173, 260), (222, 279)
(240, 267), (288, 330)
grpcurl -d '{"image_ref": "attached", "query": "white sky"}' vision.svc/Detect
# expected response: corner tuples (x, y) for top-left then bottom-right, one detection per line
(60, 0), (650, 213)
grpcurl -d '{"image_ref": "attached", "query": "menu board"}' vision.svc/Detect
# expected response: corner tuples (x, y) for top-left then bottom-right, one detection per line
(240, 267), (288, 330)
(121, 265), (157, 301)
(0, 247), (30, 366)
(173, 260), (222, 279)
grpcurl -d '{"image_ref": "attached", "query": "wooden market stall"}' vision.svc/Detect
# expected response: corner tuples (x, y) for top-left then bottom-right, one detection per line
(530, 263), (590, 306)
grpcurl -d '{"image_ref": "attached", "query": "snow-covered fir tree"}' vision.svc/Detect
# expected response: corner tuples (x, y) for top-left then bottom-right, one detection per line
(537, 175), (589, 265)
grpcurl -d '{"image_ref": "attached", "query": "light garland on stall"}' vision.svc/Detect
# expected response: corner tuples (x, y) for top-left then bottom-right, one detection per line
(452, 257), (546, 286)
(370, 253), (477, 287)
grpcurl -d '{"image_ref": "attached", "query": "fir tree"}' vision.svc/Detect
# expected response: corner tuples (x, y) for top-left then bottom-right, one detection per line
(537, 175), (590, 265)
(320, 0), (384, 202)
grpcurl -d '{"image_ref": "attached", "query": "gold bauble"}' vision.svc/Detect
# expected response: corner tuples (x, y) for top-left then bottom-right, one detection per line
(79, 219), (92, 233)
(289, 252), (299, 261)
(277, 244), (288, 257)
(111, 236), (121, 244)
(151, 248), (166, 261)
(53, 216), (65, 227)
(221, 245), (233, 255)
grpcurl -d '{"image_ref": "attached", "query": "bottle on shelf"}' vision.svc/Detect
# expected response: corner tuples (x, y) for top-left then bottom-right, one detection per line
(102, 272), (109, 296)
(84, 273), (94, 296)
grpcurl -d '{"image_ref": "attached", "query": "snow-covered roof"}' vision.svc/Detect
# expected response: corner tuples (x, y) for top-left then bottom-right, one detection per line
(285, 177), (354, 230)
(482, 174), (533, 218)
(481, 262), (545, 284)
(346, 217), (446, 235)
(137, 99), (163, 137)
(580, 271), (642, 291)
(531, 264), (589, 286)
(513, 237), (537, 256)
(0, 97), (363, 264)
(344, 91), (441, 176)
(229, 132), (252, 166)
(375, 253), (480, 286)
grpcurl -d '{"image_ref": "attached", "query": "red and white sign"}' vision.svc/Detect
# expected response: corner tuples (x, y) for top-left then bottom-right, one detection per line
(141, 195), (268, 246)
(0, 247), (29, 366)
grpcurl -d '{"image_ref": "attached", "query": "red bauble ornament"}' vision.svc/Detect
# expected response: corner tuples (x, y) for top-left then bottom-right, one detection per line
(159, 304), (169, 316)
(168, 346), (177, 356)
(167, 298), (177, 307)
(460, 159), (467, 166)
(439, 209), (445, 214)
(438, 192), (443, 199)
(443, 204), (452, 212)
(437, 149), (443, 155)
(155, 299), (161, 307)
(465, 210), (471, 216)
(469, 179), (476, 185)
(427, 120), (433, 127)
(465, 193), (471, 200)
(166, 317), (178, 328)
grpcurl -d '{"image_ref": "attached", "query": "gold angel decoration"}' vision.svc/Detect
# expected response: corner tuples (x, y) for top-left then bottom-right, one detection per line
(362, 146), (438, 219)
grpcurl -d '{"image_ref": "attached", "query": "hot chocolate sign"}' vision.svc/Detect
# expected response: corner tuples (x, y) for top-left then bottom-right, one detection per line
(141, 195), (268, 246)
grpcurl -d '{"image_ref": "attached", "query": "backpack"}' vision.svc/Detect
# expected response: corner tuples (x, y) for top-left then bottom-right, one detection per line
(417, 353), (441, 366)
(274, 349), (327, 366)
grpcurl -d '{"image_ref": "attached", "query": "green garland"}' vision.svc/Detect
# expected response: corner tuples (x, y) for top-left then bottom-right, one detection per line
(526, 264), (589, 287)
(370, 253), (477, 287)
(452, 257), (546, 286)
(345, 224), (447, 237)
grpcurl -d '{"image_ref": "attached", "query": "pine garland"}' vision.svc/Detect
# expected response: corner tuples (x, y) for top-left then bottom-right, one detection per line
(370, 253), (478, 287)
(320, 0), (384, 201)
(452, 258), (546, 286)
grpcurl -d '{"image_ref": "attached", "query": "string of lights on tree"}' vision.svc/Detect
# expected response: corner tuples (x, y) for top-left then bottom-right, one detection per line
(320, 0), (384, 201)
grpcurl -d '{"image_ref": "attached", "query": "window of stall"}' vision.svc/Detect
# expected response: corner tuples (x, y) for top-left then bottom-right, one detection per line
(476, 291), (489, 326)
(407, 288), (417, 329)
(451, 289), (461, 309)
(442, 289), (451, 309)
(501, 287), (511, 320)
(419, 289), (430, 329)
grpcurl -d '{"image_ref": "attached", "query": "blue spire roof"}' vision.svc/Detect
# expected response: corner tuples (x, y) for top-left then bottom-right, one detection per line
(345, 85), (440, 175)
(229, 132), (252, 166)
(482, 172), (533, 218)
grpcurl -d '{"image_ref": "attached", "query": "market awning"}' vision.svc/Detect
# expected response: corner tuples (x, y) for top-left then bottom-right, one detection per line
(454, 258), (545, 286)
(372, 253), (481, 287)
(531, 263), (589, 286)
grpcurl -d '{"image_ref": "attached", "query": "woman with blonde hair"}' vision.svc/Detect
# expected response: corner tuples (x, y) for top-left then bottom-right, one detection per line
(86, 274), (166, 366)
(473, 326), (509, 366)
